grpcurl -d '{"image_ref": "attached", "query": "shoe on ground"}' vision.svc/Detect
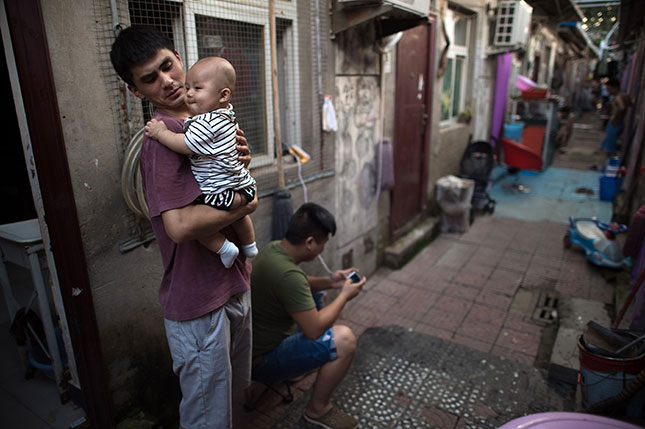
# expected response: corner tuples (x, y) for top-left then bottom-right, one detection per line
(303, 405), (358, 429)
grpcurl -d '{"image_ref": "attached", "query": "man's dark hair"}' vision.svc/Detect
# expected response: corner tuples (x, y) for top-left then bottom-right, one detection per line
(606, 78), (620, 89)
(110, 25), (174, 86)
(285, 203), (337, 244)
(559, 105), (571, 114)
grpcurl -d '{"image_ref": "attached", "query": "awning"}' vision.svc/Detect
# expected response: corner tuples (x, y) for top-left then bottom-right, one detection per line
(332, 0), (429, 37)
(524, 0), (585, 22)
(558, 21), (600, 57)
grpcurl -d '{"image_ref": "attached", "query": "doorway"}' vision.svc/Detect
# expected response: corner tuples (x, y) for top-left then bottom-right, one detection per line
(390, 21), (435, 237)
(0, 31), (86, 426)
(2, 1), (114, 425)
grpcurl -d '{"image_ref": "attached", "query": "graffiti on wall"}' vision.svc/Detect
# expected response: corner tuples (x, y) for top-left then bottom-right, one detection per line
(335, 75), (380, 247)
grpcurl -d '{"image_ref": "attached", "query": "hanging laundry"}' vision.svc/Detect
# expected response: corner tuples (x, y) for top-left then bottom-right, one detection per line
(322, 94), (338, 132)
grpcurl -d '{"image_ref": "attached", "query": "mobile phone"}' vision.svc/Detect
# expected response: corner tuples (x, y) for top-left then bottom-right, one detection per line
(347, 270), (361, 283)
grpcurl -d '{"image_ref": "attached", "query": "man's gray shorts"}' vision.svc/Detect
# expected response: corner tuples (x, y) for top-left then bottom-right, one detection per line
(164, 290), (251, 428)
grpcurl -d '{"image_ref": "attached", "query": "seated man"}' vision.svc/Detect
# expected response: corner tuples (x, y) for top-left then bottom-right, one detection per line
(250, 203), (366, 429)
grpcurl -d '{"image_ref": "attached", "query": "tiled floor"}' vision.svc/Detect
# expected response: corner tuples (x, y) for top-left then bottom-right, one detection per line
(243, 110), (619, 427)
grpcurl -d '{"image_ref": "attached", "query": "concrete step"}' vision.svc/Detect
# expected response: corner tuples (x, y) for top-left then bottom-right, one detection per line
(383, 217), (440, 269)
(548, 297), (612, 386)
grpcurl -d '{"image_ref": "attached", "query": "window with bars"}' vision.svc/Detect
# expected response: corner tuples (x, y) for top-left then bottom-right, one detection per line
(127, 0), (302, 169)
(441, 12), (470, 123)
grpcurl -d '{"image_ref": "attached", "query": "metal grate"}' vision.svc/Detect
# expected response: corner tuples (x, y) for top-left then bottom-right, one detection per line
(531, 291), (559, 325)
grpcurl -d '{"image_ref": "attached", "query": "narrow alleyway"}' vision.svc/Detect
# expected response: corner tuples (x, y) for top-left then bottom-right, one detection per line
(244, 110), (628, 428)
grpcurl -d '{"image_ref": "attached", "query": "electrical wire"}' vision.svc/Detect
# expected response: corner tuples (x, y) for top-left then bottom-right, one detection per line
(293, 153), (332, 274)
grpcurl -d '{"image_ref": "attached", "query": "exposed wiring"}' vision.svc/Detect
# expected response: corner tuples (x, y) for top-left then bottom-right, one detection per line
(293, 153), (332, 273)
(295, 153), (309, 204)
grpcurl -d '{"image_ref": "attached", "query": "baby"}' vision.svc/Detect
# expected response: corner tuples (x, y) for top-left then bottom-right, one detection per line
(145, 57), (257, 268)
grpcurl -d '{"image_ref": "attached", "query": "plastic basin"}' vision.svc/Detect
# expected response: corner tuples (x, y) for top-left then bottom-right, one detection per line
(499, 412), (643, 428)
(516, 75), (537, 91)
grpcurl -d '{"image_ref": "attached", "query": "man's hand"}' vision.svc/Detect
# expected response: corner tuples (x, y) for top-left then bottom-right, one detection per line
(329, 268), (360, 289)
(144, 119), (167, 140)
(236, 128), (251, 168)
(339, 274), (366, 302)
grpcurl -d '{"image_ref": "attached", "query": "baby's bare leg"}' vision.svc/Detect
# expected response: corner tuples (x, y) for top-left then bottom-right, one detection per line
(233, 216), (257, 259)
(200, 232), (239, 268)
(232, 215), (255, 245)
(199, 232), (226, 253)
(229, 192), (244, 210)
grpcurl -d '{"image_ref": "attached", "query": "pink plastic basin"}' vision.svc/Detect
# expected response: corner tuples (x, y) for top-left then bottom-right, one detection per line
(516, 75), (537, 92)
(498, 412), (642, 429)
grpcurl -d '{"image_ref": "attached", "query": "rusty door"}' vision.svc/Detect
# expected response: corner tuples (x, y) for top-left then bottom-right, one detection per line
(391, 22), (434, 237)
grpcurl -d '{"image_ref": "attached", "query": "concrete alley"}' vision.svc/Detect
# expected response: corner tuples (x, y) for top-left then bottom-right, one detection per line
(242, 111), (637, 428)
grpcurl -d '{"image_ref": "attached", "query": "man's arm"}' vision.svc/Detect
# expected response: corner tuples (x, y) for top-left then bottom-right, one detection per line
(290, 275), (365, 339)
(307, 268), (359, 293)
(161, 189), (257, 243)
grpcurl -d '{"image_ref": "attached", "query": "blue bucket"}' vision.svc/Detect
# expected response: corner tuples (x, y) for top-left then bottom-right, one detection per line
(599, 176), (622, 201)
(504, 122), (524, 142)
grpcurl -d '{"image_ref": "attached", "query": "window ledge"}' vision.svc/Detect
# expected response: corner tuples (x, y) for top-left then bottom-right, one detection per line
(439, 121), (470, 132)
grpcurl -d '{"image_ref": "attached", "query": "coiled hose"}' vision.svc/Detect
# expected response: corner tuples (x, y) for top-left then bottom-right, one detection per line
(120, 127), (149, 219)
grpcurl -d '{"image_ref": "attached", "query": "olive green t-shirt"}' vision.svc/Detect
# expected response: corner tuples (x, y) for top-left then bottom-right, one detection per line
(251, 241), (315, 367)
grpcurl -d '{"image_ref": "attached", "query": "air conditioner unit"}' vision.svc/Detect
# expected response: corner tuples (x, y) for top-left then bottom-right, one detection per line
(494, 0), (533, 47)
(336, 0), (429, 17)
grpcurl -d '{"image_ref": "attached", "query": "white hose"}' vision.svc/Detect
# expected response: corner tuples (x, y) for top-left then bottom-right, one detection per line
(121, 127), (149, 219)
(295, 154), (332, 274)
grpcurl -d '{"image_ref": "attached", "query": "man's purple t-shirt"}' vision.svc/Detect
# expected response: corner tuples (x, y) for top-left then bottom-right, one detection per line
(140, 110), (250, 321)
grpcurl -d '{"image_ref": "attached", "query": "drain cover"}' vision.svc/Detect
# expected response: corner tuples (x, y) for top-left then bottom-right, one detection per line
(532, 292), (559, 325)
(574, 187), (594, 195)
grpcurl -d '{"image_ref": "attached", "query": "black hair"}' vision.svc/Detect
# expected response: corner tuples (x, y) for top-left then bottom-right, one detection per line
(110, 25), (174, 86)
(284, 203), (337, 244)
(559, 106), (571, 114)
(606, 78), (621, 89)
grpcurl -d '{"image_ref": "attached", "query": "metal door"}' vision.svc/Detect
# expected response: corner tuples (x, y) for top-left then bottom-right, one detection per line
(391, 22), (434, 237)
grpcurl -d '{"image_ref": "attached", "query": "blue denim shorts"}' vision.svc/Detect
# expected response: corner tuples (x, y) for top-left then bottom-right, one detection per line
(252, 327), (337, 385)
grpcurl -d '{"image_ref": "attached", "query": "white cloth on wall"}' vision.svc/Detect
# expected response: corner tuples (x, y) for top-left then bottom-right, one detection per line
(322, 95), (338, 132)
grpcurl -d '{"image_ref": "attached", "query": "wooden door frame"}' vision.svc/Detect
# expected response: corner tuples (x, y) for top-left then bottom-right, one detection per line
(4, 0), (115, 426)
(390, 15), (436, 239)
(420, 14), (436, 215)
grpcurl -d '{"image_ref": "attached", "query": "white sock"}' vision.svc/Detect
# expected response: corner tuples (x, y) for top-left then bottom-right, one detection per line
(241, 242), (258, 259)
(217, 239), (239, 268)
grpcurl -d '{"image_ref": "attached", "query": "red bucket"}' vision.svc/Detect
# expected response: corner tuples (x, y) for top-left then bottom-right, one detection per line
(578, 336), (645, 417)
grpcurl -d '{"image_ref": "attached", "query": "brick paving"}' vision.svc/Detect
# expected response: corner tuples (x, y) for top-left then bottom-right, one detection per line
(242, 111), (617, 427)
(243, 215), (611, 428)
